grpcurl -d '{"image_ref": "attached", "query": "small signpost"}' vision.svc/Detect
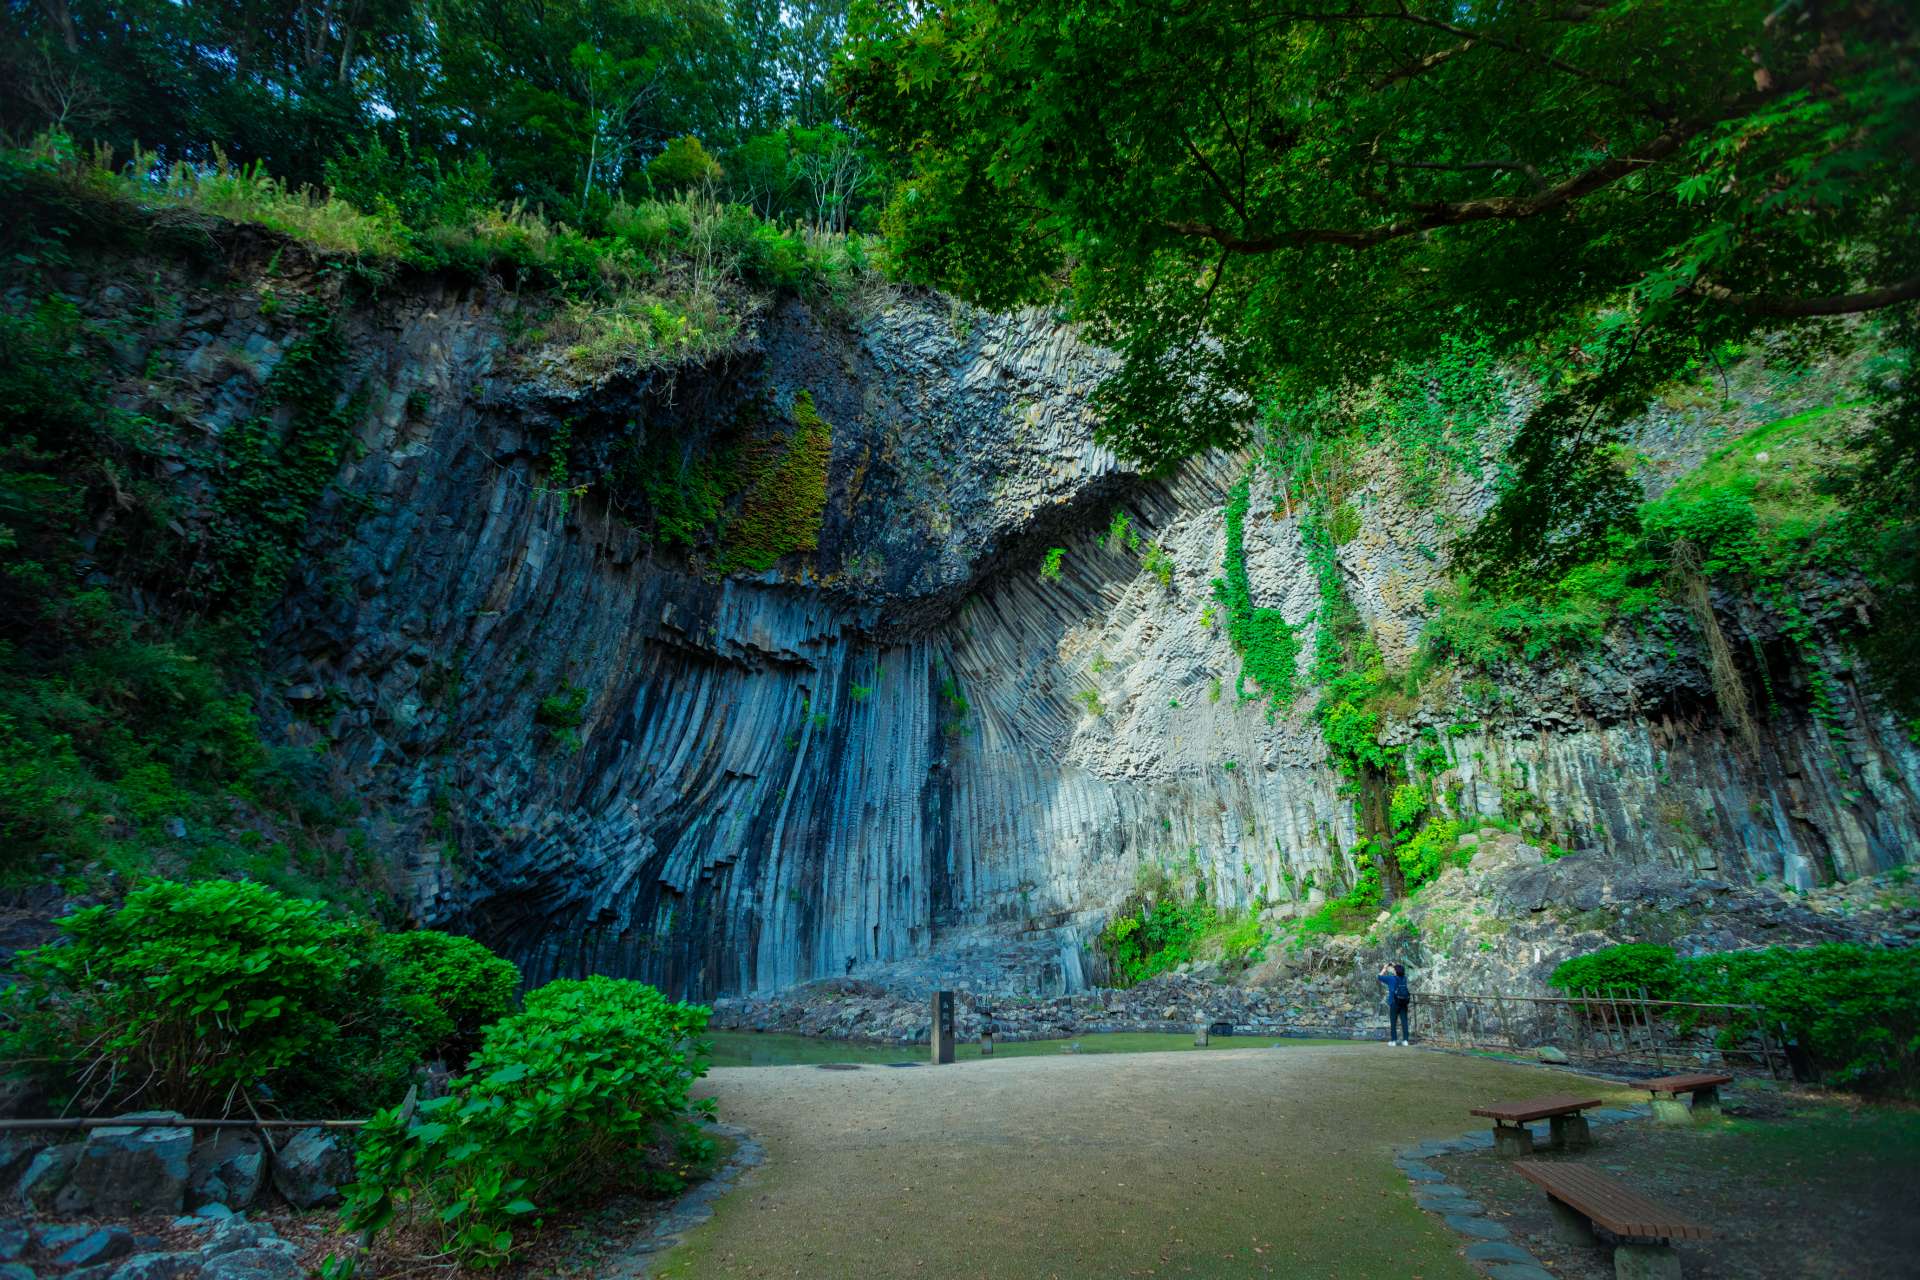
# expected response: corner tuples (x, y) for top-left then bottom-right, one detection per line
(932, 990), (956, 1064)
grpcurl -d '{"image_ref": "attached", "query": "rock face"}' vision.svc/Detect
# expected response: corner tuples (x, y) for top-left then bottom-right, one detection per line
(267, 1129), (350, 1209)
(56, 1115), (193, 1217)
(186, 1132), (265, 1212)
(48, 232), (1920, 1002)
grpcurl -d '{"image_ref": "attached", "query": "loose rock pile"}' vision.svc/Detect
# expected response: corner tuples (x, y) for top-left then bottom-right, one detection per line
(713, 851), (1919, 1047)
(712, 970), (1391, 1044)
(3, 1116), (352, 1276)
(0, 1207), (305, 1280)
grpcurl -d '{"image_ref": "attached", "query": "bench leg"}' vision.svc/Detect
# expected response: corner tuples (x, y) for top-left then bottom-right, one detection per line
(1614, 1242), (1683, 1280)
(1545, 1196), (1595, 1246)
(1549, 1112), (1592, 1151)
(1690, 1085), (1721, 1118)
(1650, 1095), (1692, 1126)
(1493, 1122), (1534, 1157)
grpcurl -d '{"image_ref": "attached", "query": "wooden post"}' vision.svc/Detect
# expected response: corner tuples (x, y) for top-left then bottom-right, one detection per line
(1642, 987), (1665, 1072)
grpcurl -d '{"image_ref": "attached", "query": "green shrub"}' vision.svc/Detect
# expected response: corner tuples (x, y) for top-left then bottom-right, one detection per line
(1685, 944), (1919, 1091)
(373, 931), (521, 1063)
(338, 976), (713, 1269)
(1, 880), (369, 1114)
(1548, 942), (1687, 999)
(1550, 942), (1920, 1092)
(1393, 816), (1465, 891)
(1214, 473), (1299, 711)
(0, 882), (502, 1117)
(1097, 864), (1270, 984)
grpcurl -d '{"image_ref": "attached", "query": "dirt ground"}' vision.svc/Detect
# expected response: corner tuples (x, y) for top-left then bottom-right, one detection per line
(1430, 1088), (1920, 1280)
(654, 1044), (1643, 1279)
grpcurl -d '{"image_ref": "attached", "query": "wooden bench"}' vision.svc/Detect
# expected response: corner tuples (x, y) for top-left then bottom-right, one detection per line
(1641, 1072), (1732, 1125)
(1514, 1160), (1710, 1279)
(1469, 1092), (1602, 1156)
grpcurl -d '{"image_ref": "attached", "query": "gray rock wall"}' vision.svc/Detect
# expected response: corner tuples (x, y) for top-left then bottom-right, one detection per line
(54, 238), (1919, 1000)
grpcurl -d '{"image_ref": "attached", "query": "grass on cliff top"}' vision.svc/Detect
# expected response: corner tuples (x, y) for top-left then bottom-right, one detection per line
(7, 134), (872, 374)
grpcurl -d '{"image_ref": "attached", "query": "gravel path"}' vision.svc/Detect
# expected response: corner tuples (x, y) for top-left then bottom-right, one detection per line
(654, 1044), (1639, 1279)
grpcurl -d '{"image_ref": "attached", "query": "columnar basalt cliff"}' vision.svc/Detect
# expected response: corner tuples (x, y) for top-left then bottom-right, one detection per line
(48, 232), (1920, 1001)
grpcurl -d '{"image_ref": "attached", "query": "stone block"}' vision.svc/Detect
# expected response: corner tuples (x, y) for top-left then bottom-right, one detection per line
(109, 1253), (205, 1280)
(1493, 1124), (1534, 1157)
(1650, 1097), (1693, 1126)
(1550, 1113), (1592, 1151)
(1444, 1215), (1509, 1240)
(58, 1114), (193, 1216)
(0, 1137), (45, 1188)
(48, 1225), (135, 1268)
(201, 1246), (304, 1280)
(269, 1128), (352, 1208)
(1546, 1196), (1595, 1246)
(16, 1141), (82, 1210)
(1614, 1242), (1683, 1280)
(189, 1130), (266, 1210)
(1465, 1241), (1535, 1264)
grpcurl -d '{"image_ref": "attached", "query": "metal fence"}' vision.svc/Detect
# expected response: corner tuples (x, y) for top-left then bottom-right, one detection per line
(1413, 988), (1786, 1079)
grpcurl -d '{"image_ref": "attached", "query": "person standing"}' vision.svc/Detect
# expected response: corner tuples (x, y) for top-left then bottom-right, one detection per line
(1378, 962), (1412, 1045)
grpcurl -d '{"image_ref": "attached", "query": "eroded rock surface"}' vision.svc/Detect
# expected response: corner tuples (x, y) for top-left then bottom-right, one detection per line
(43, 231), (1920, 1002)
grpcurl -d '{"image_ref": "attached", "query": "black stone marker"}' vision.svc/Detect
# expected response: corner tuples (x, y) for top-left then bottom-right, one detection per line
(931, 990), (956, 1064)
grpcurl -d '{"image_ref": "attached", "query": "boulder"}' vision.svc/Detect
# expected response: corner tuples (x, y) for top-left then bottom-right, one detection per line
(41, 1224), (135, 1268)
(200, 1247), (303, 1280)
(58, 1113), (193, 1216)
(0, 1136), (46, 1190)
(16, 1140), (82, 1210)
(269, 1130), (350, 1209)
(188, 1131), (265, 1211)
(107, 1253), (204, 1280)
(1536, 1045), (1570, 1065)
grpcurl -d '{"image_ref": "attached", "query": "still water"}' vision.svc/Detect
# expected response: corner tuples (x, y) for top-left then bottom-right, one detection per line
(703, 1029), (1342, 1068)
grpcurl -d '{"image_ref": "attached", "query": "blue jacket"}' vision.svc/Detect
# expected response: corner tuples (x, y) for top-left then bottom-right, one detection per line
(1379, 973), (1410, 1004)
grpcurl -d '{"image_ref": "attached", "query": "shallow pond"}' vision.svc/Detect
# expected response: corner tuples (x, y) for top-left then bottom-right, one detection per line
(703, 1029), (1343, 1068)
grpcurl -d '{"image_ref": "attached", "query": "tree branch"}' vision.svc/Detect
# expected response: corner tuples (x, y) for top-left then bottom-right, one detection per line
(1692, 272), (1920, 317)
(1373, 37), (1472, 89)
(1167, 110), (1708, 253)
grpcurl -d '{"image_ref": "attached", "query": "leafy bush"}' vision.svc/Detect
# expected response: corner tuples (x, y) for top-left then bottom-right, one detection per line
(1, 880), (367, 1114)
(1214, 474), (1299, 711)
(1550, 942), (1920, 1092)
(1548, 942), (1687, 999)
(339, 976), (712, 1269)
(1097, 864), (1269, 984)
(373, 931), (521, 1064)
(0, 882), (523, 1116)
(1393, 817), (1465, 891)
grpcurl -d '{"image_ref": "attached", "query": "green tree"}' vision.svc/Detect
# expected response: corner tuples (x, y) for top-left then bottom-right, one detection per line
(842, 0), (1919, 564)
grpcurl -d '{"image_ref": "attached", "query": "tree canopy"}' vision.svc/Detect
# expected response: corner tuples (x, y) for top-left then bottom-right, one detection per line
(842, 0), (1918, 574)
(1, 0), (874, 228)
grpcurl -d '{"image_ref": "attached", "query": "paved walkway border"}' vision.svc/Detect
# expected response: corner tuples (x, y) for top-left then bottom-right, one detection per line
(601, 1122), (767, 1278)
(1391, 1104), (1654, 1279)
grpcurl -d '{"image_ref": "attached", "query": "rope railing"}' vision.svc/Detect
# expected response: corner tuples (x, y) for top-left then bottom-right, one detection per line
(1411, 988), (1785, 1079)
(0, 1116), (368, 1131)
